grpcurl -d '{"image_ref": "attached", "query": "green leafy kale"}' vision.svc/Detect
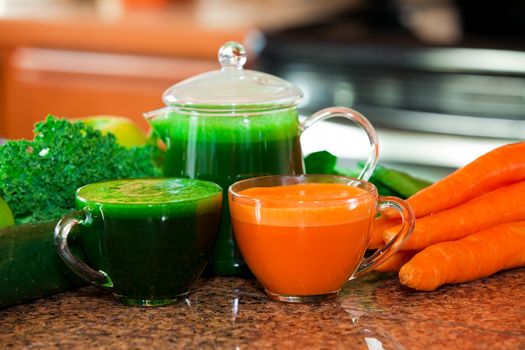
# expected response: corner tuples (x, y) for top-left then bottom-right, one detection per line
(0, 115), (161, 224)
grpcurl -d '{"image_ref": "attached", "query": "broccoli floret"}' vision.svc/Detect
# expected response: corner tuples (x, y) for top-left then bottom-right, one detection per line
(0, 115), (161, 223)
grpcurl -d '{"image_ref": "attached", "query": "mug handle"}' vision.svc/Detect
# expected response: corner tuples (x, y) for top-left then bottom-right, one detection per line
(300, 107), (379, 181)
(54, 209), (113, 288)
(354, 196), (415, 277)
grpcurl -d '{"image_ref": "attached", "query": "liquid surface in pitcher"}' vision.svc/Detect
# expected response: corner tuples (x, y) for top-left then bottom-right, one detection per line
(149, 107), (304, 275)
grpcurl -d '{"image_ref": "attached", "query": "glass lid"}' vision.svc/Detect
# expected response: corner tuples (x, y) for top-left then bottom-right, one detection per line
(162, 41), (303, 110)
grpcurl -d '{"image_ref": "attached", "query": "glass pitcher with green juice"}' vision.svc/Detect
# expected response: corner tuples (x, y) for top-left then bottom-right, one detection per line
(144, 42), (379, 276)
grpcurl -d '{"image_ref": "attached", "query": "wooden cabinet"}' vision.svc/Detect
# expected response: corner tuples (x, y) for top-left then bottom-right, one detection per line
(0, 4), (249, 139)
(3, 48), (218, 138)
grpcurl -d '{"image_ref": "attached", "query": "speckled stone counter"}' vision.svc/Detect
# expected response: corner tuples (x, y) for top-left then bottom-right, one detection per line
(1, 269), (524, 349)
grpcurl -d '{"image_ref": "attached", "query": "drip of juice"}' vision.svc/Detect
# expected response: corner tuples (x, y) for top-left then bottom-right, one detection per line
(230, 183), (376, 296)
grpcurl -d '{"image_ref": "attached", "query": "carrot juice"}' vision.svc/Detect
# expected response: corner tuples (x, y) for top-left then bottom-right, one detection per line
(229, 182), (377, 299)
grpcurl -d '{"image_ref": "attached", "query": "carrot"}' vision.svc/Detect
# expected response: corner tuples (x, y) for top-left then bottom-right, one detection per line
(399, 221), (525, 291)
(395, 141), (525, 218)
(374, 250), (417, 273)
(384, 181), (525, 250)
(367, 216), (401, 250)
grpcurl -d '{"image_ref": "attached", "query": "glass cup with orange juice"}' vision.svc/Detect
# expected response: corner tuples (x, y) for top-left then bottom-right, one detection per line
(228, 174), (415, 303)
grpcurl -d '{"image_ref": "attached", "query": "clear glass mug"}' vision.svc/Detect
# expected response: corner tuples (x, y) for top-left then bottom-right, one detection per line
(54, 178), (222, 306)
(229, 174), (415, 303)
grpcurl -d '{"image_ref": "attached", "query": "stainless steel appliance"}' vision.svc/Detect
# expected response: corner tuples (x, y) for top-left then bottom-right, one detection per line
(253, 0), (525, 179)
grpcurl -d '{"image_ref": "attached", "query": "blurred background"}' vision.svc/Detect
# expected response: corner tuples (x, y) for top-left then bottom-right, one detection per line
(0, 0), (523, 178)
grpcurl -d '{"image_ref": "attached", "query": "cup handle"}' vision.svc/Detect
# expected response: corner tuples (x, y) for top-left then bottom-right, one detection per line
(354, 196), (415, 277)
(54, 209), (113, 288)
(300, 107), (379, 181)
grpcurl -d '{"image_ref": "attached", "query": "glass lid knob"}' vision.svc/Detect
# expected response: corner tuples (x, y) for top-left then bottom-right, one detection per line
(218, 41), (247, 70)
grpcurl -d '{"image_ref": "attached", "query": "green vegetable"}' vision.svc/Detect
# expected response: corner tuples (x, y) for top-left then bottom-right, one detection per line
(304, 150), (432, 198)
(367, 174), (402, 197)
(304, 150), (360, 177)
(358, 162), (433, 199)
(0, 221), (87, 309)
(0, 195), (14, 228)
(0, 115), (161, 224)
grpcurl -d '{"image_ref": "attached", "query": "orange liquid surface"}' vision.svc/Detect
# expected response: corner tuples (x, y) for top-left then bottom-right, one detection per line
(230, 183), (375, 296)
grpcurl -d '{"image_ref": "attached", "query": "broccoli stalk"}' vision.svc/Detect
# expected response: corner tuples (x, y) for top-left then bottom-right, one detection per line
(0, 115), (161, 224)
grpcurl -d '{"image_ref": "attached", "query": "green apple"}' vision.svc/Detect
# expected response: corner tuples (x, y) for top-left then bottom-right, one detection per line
(0, 196), (15, 229)
(78, 116), (148, 148)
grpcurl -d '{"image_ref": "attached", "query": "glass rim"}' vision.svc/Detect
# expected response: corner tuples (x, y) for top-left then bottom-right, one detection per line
(228, 174), (377, 207)
(76, 177), (223, 206)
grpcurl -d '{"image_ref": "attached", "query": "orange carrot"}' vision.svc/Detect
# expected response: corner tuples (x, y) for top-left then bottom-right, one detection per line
(374, 250), (417, 273)
(399, 221), (525, 291)
(368, 216), (401, 250)
(396, 141), (525, 218)
(384, 180), (525, 250)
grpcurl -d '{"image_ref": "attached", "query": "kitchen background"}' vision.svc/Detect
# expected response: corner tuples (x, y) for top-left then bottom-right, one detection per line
(0, 0), (523, 179)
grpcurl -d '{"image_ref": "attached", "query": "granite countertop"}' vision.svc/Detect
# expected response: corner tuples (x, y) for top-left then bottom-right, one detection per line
(1, 269), (524, 349)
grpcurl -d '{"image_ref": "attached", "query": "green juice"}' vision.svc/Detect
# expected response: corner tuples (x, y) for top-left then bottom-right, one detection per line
(76, 178), (222, 305)
(150, 108), (304, 276)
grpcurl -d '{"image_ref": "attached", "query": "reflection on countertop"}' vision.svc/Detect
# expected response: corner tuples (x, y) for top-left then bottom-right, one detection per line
(1, 269), (524, 349)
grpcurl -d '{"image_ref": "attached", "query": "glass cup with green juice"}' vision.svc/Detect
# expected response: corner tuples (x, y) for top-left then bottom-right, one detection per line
(144, 42), (379, 276)
(54, 178), (222, 306)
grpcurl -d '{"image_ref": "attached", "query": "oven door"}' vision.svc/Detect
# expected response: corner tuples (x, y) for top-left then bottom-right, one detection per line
(257, 42), (524, 180)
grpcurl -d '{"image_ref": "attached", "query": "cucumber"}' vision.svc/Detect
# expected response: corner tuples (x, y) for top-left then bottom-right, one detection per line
(0, 220), (87, 309)
(371, 164), (433, 199)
